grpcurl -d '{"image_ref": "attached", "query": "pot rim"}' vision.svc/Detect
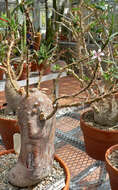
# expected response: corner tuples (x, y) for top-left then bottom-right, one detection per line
(0, 149), (15, 156)
(0, 106), (17, 122)
(105, 144), (118, 172)
(80, 109), (118, 134)
(55, 154), (70, 190)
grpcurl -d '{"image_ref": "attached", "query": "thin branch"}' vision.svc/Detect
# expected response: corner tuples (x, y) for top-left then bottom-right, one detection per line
(88, 32), (100, 48)
(45, 103), (58, 120)
(66, 68), (83, 85)
(37, 70), (43, 89)
(58, 88), (118, 108)
(6, 35), (20, 93)
(83, 12), (95, 22)
(55, 21), (73, 32)
(26, 48), (29, 97)
(45, 79), (59, 120)
(53, 61), (99, 104)
(51, 8), (72, 21)
(0, 66), (7, 72)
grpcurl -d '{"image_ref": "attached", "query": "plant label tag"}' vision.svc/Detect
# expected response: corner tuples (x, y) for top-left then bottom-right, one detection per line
(13, 133), (21, 155)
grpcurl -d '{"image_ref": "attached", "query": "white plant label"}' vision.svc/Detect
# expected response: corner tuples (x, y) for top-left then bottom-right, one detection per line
(13, 133), (21, 155)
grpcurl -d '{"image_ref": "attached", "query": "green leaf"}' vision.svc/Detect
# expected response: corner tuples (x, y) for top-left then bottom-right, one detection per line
(72, 7), (80, 11)
(84, 76), (90, 81)
(102, 59), (116, 64)
(103, 73), (110, 80)
(109, 32), (118, 41)
(112, 74), (118, 79)
(86, 60), (94, 65)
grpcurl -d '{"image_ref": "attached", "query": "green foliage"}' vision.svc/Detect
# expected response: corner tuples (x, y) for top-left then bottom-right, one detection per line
(94, 2), (108, 11)
(8, 15), (19, 33)
(36, 43), (52, 65)
(21, 17), (27, 56)
(0, 14), (8, 28)
(11, 0), (33, 15)
(0, 44), (7, 63)
(52, 64), (60, 71)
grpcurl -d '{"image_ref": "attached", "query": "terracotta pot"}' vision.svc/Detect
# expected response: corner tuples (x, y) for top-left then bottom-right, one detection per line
(80, 110), (118, 161)
(0, 149), (15, 156)
(19, 63), (32, 80)
(0, 108), (20, 149)
(14, 63), (31, 80)
(55, 154), (70, 190)
(43, 66), (51, 75)
(0, 150), (70, 190)
(105, 144), (118, 190)
(31, 61), (37, 72)
(0, 69), (4, 80)
(37, 63), (51, 75)
(13, 63), (18, 70)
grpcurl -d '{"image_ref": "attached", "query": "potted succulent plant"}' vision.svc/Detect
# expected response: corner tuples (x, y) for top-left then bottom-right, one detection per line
(0, 68), (4, 80)
(0, 44), (70, 189)
(78, 1), (118, 161)
(0, 1), (70, 189)
(50, 0), (118, 161)
(35, 42), (52, 75)
(105, 144), (118, 190)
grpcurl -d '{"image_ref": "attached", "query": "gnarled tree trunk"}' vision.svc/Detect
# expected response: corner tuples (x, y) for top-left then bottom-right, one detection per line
(5, 77), (23, 114)
(92, 95), (118, 126)
(8, 88), (56, 187)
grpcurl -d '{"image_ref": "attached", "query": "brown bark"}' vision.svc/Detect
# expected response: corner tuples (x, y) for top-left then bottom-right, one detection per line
(8, 88), (56, 187)
(5, 77), (24, 114)
(92, 95), (118, 126)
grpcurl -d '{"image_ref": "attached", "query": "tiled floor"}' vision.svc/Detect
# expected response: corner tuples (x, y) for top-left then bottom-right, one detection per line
(0, 75), (111, 189)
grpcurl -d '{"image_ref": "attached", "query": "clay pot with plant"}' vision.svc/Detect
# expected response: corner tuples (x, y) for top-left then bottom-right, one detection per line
(0, 36), (70, 189)
(53, 0), (118, 161)
(0, 69), (4, 80)
(0, 39), (25, 149)
(0, 2), (71, 189)
(0, 2), (36, 149)
(105, 144), (118, 190)
(35, 43), (53, 75)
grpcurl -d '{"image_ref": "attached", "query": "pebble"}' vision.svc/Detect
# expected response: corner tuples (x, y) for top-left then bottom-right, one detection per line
(0, 109), (17, 120)
(108, 150), (118, 169)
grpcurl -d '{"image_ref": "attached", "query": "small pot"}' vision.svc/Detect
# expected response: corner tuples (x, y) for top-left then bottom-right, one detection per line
(55, 154), (70, 190)
(0, 108), (20, 149)
(0, 150), (70, 190)
(80, 110), (118, 161)
(105, 144), (118, 190)
(31, 61), (38, 72)
(13, 63), (31, 80)
(19, 63), (31, 80)
(0, 69), (4, 80)
(37, 62), (51, 75)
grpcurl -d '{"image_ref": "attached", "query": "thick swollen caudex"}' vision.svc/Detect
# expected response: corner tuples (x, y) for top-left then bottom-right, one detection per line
(92, 96), (118, 126)
(8, 88), (56, 187)
(5, 77), (24, 114)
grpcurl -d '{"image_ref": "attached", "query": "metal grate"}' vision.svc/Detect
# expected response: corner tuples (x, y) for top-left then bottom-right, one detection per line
(55, 107), (111, 190)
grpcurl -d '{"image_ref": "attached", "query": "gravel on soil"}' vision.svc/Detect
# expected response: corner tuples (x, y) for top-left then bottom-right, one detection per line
(0, 153), (65, 190)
